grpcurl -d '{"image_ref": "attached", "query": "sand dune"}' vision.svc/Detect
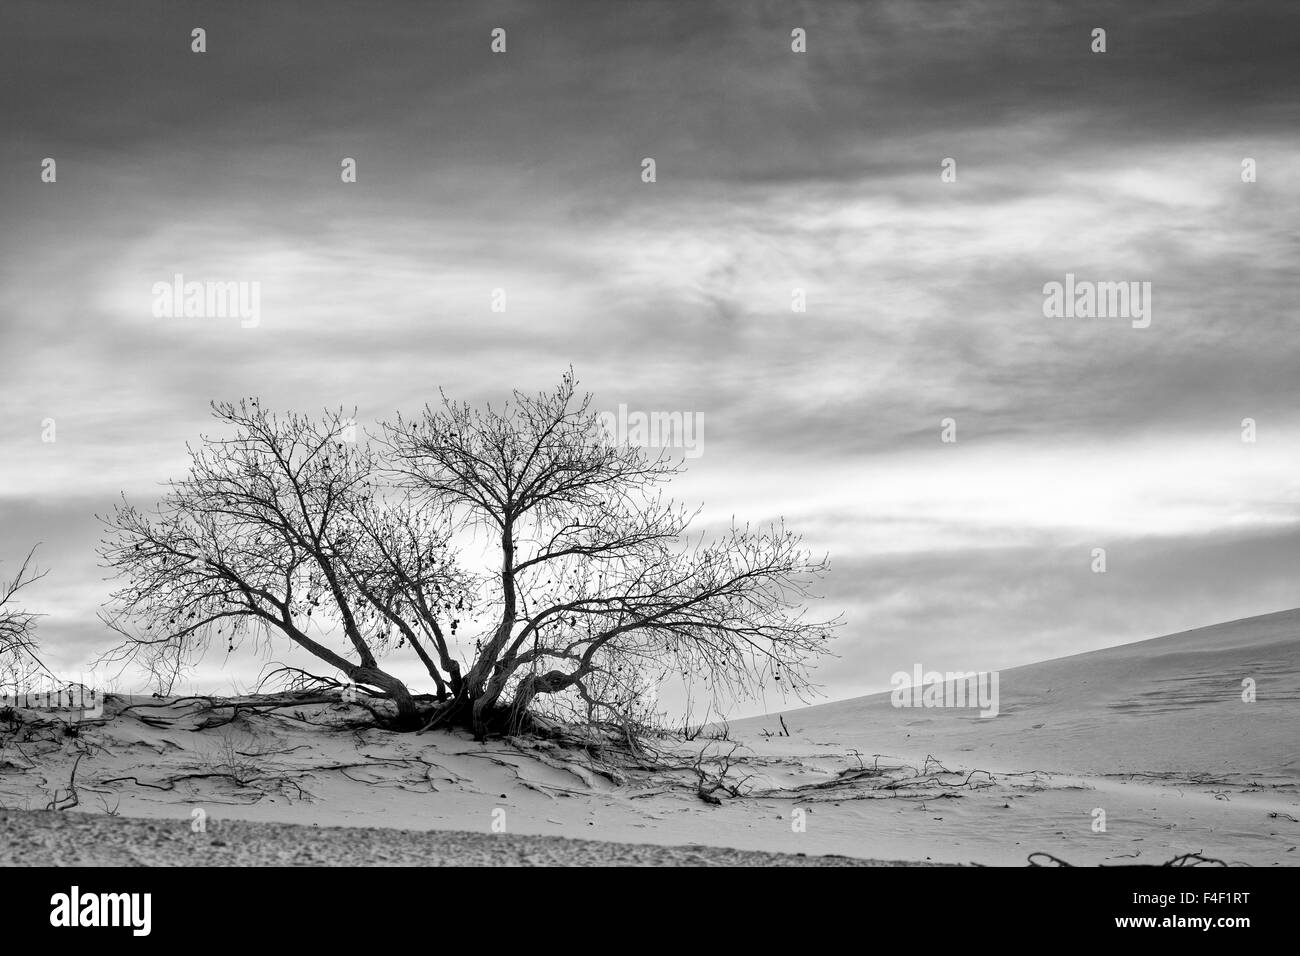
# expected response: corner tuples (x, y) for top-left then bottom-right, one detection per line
(1, 609), (1297, 866)
(740, 606), (1300, 781)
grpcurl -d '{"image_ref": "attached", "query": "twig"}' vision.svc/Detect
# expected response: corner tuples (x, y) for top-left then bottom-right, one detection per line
(45, 752), (84, 810)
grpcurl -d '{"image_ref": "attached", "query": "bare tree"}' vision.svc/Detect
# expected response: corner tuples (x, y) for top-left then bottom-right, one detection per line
(383, 371), (838, 737)
(0, 546), (48, 679)
(101, 375), (839, 738)
(99, 402), (471, 728)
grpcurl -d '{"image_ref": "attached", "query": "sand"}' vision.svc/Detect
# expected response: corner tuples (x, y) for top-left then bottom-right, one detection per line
(2, 607), (1297, 866)
(0, 809), (911, 866)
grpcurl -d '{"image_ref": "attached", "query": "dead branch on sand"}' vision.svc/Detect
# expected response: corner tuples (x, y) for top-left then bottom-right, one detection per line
(115, 692), (378, 732)
(45, 752), (83, 811)
(745, 752), (997, 803)
(690, 743), (754, 804)
(1029, 850), (1236, 867)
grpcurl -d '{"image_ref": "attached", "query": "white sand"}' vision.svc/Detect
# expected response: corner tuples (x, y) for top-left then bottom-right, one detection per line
(2, 608), (1297, 865)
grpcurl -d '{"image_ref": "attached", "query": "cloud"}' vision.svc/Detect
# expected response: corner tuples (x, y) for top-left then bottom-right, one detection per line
(1, 0), (1298, 702)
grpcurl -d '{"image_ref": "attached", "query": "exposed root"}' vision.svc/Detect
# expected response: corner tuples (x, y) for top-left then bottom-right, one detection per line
(45, 752), (83, 811)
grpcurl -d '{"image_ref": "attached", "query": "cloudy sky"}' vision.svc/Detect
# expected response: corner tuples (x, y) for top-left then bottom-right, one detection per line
(2, 0), (1298, 714)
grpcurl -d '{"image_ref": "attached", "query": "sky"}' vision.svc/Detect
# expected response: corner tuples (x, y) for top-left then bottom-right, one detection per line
(1, 0), (1298, 717)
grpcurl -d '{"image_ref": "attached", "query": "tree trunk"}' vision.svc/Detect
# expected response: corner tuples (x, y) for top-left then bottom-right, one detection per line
(462, 522), (519, 730)
(351, 665), (419, 728)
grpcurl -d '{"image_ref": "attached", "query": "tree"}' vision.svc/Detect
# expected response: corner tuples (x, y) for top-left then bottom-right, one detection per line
(99, 402), (471, 727)
(384, 371), (838, 736)
(102, 374), (838, 737)
(0, 546), (48, 684)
